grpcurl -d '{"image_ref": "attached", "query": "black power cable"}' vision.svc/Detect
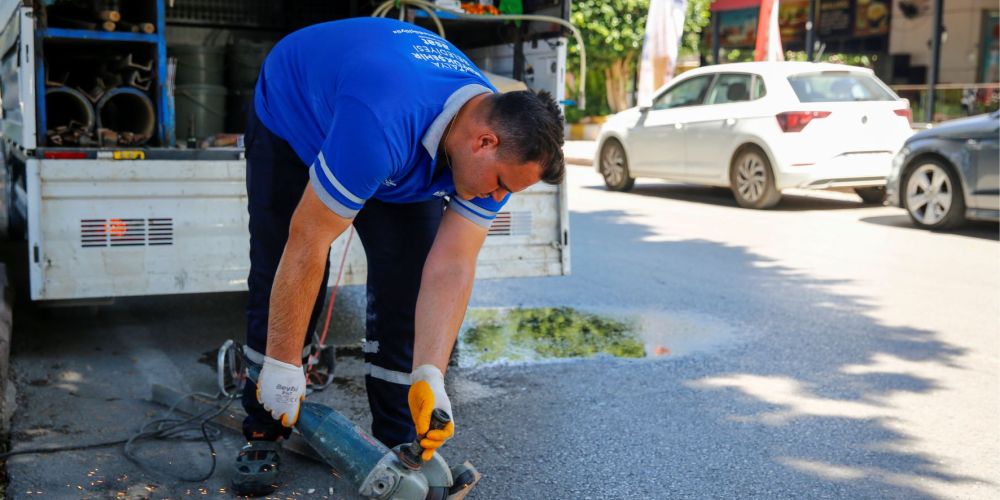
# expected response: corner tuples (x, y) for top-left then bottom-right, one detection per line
(0, 390), (239, 483)
(123, 392), (239, 482)
(0, 341), (334, 481)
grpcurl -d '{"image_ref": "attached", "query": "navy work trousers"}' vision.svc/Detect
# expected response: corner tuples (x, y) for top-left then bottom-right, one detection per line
(243, 103), (443, 447)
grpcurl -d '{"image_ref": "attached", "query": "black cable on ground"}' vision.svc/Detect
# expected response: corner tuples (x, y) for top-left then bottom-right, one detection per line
(0, 437), (131, 459)
(0, 341), (335, 480)
(123, 391), (239, 482)
(0, 391), (239, 483)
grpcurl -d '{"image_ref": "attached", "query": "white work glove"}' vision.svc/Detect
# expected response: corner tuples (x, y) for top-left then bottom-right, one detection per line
(408, 364), (455, 461)
(256, 356), (306, 427)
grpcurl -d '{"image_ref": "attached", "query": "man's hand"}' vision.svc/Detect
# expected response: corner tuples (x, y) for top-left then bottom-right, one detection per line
(256, 356), (306, 428)
(408, 364), (455, 461)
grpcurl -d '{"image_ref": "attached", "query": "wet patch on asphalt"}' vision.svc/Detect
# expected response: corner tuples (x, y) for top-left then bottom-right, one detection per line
(458, 307), (737, 367)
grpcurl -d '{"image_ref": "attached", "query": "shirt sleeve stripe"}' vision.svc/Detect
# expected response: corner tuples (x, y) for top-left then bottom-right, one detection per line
(316, 151), (365, 205)
(447, 199), (493, 228)
(309, 167), (361, 218)
(452, 197), (497, 219)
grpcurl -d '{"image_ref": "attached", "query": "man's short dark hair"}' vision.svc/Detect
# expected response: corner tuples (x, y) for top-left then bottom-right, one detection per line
(484, 90), (565, 185)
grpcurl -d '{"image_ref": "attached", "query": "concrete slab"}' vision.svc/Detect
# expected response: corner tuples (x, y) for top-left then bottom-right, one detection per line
(5, 293), (371, 498)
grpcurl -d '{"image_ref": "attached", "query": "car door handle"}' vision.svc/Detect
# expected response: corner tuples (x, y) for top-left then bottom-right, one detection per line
(725, 118), (736, 126)
(674, 123), (683, 129)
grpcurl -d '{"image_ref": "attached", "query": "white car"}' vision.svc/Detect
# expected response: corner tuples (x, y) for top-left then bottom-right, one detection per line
(594, 62), (914, 208)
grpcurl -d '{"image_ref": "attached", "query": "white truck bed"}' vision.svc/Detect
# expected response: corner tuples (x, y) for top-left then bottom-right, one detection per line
(26, 157), (569, 300)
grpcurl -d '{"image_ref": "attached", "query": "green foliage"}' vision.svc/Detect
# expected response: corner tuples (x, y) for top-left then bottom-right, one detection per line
(566, 0), (714, 121)
(726, 49), (879, 67)
(566, 0), (649, 119)
(783, 51), (877, 68)
(720, 48), (753, 63)
(569, 0), (650, 65)
(564, 66), (614, 122)
(682, 0), (712, 57)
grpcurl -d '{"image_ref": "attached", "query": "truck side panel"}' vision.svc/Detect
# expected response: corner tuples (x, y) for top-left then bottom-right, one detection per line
(28, 159), (567, 300)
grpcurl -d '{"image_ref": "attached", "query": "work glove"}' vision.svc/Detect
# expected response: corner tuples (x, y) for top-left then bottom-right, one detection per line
(256, 356), (306, 428)
(408, 364), (455, 461)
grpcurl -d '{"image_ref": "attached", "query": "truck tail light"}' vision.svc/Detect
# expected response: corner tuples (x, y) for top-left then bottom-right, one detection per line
(43, 151), (88, 159)
(776, 111), (831, 133)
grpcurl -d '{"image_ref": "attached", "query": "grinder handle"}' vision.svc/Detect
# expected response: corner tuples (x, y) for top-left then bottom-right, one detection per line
(398, 408), (451, 470)
(428, 408), (452, 432)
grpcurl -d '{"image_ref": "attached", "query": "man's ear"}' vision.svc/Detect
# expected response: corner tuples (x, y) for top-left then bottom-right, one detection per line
(475, 132), (499, 152)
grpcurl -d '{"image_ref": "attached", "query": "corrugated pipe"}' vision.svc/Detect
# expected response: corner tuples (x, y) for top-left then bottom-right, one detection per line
(96, 87), (156, 146)
(45, 86), (96, 132)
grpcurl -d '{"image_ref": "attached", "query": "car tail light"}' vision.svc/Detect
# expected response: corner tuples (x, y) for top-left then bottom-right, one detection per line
(776, 111), (831, 133)
(894, 108), (913, 125)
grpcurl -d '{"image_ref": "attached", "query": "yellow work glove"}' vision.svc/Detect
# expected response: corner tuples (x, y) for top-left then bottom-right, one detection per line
(256, 356), (306, 428)
(408, 364), (455, 461)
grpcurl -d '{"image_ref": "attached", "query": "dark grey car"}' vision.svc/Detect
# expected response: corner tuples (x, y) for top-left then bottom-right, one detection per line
(886, 111), (999, 229)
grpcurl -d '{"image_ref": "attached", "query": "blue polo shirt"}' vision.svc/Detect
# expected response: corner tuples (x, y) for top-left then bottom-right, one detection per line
(254, 17), (506, 228)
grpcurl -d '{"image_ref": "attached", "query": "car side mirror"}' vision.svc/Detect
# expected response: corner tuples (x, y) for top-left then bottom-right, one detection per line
(638, 98), (653, 113)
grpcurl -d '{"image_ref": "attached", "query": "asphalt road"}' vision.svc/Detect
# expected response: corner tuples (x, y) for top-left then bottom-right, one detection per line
(4, 164), (998, 499)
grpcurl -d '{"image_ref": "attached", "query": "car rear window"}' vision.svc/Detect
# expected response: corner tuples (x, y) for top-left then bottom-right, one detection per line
(787, 72), (896, 102)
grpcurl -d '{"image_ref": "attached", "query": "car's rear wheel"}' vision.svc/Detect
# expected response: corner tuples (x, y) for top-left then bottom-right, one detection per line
(599, 140), (635, 192)
(902, 159), (966, 230)
(730, 146), (781, 209)
(854, 186), (886, 204)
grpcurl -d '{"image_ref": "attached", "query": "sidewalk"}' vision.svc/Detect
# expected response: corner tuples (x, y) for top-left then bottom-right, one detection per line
(563, 140), (596, 166)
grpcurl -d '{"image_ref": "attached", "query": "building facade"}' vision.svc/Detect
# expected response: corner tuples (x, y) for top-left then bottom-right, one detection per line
(889, 0), (997, 83)
(709, 0), (998, 84)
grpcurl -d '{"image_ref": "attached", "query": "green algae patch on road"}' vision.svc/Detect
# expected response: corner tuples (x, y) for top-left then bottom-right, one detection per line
(460, 307), (645, 365)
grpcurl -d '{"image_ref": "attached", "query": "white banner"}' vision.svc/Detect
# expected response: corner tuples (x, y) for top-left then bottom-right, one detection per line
(767, 0), (785, 61)
(637, 0), (688, 107)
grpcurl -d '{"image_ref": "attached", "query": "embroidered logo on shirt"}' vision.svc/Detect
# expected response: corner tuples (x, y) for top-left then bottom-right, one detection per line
(383, 178), (397, 187)
(433, 191), (448, 197)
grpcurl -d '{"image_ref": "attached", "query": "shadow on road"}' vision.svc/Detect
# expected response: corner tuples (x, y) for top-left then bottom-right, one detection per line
(4, 206), (993, 498)
(584, 182), (873, 212)
(463, 208), (988, 499)
(861, 214), (1000, 241)
(4, 289), (368, 498)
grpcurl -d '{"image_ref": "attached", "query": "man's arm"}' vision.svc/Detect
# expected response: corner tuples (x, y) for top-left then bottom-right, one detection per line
(412, 208), (490, 373)
(267, 181), (354, 365)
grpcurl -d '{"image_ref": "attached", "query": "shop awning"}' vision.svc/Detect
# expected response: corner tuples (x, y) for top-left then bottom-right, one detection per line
(711, 0), (761, 12)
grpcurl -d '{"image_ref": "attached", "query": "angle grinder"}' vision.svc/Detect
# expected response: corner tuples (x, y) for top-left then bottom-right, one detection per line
(231, 342), (480, 499)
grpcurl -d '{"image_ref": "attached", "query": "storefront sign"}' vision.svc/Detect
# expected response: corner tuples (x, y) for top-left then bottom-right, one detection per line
(818, 0), (853, 38)
(853, 0), (889, 36)
(714, 0), (890, 49)
(718, 8), (758, 48)
(779, 0), (810, 44)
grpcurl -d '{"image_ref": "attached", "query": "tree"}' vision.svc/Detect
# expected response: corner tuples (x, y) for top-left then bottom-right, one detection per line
(682, 0), (712, 58)
(568, 0), (650, 120)
(567, 0), (713, 121)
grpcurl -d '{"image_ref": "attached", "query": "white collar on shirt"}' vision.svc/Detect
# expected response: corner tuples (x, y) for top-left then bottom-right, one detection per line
(421, 84), (494, 160)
